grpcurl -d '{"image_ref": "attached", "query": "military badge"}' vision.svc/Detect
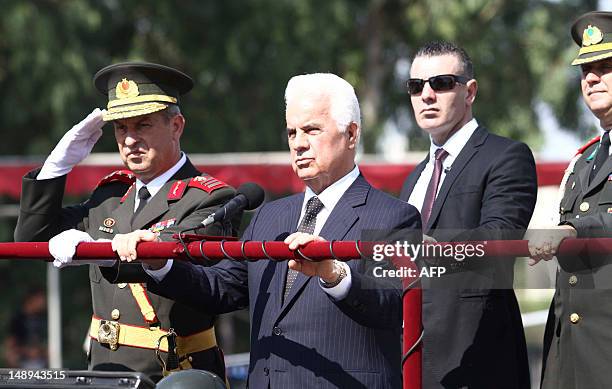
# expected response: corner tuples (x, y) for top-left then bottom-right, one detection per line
(115, 78), (139, 99)
(583, 25), (603, 46)
(167, 180), (187, 200)
(608, 207), (612, 214)
(149, 218), (176, 233)
(99, 218), (115, 234)
(188, 175), (228, 193)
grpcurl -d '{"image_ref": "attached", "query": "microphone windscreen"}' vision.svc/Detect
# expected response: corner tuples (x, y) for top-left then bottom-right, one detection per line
(236, 182), (265, 210)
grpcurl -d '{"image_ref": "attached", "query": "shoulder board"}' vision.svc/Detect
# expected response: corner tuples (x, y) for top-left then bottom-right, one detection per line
(167, 180), (187, 201)
(188, 175), (229, 194)
(576, 136), (601, 156)
(120, 183), (135, 203)
(97, 170), (135, 188)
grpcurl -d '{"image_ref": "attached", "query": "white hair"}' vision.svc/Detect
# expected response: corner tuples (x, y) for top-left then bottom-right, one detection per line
(284, 73), (361, 134)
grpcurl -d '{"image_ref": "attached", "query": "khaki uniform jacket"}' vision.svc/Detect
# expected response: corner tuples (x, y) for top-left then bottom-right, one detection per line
(542, 137), (612, 389)
(14, 158), (235, 382)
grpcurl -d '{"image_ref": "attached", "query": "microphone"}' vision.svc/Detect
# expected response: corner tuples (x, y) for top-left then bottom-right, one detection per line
(201, 182), (265, 227)
(444, 166), (452, 173)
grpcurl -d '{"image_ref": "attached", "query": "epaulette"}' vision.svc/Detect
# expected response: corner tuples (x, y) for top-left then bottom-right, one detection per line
(576, 135), (601, 156)
(187, 175), (229, 194)
(96, 170), (135, 188)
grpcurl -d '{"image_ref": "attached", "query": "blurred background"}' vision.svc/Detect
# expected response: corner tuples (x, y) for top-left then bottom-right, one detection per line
(0, 0), (609, 387)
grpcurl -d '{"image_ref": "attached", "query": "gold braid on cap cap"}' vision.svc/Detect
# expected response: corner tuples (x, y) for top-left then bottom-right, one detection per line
(107, 94), (178, 108)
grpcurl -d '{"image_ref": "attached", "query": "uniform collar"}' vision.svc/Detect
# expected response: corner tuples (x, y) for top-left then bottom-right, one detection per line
(135, 152), (187, 198)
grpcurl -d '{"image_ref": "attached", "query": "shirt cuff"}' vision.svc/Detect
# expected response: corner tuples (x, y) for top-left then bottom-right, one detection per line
(143, 259), (173, 282)
(319, 262), (351, 300)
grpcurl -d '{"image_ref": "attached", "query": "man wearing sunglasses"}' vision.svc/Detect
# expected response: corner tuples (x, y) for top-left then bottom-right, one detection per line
(527, 11), (612, 389)
(399, 41), (537, 388)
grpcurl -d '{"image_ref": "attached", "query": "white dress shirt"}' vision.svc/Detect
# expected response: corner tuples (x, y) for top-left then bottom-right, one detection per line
(134, 152), (186, 211)
(301, 165), (360, 300)
(408, 118), (479, 212)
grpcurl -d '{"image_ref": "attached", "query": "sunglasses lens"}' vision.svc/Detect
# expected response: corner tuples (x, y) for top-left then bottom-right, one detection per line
(407, 79), (424, 95)
(430, 75), (456, 91)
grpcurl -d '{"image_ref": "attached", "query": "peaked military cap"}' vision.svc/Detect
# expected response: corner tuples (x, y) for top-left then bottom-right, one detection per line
(93, 62), (194, 121)
(571, 11), (612, 66)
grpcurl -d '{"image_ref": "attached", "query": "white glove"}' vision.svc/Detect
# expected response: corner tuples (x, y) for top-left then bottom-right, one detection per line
(38, 108), (106, 180)
(49, 229), (115, 268)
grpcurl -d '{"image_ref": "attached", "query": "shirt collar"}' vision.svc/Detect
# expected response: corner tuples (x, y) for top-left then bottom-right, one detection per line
(428, 118), (478, 160)
(303, 165), (360, 214)
(135, 152), (187, 198)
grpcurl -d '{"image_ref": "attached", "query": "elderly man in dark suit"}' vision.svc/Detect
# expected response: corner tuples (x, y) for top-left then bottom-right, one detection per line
(528, 11), (612, 389)
(117, 73), (422, 388)
(399, 41), (537, 388)
(14, 62), (234, 382)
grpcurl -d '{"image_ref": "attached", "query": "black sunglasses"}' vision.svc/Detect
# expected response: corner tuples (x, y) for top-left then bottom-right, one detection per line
(407, 74), (470, 95)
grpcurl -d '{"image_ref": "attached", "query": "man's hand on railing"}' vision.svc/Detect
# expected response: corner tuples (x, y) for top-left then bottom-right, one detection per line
(526, 225), (577, 266)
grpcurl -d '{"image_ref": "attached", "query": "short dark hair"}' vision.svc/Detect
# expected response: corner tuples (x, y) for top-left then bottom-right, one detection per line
(414, 41), (474, 79)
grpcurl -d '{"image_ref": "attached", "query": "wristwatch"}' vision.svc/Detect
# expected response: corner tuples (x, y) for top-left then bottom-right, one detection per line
(320, 261), (348, 288)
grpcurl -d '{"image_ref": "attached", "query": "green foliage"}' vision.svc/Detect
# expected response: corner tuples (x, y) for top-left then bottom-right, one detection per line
(0, 0), (600, 155)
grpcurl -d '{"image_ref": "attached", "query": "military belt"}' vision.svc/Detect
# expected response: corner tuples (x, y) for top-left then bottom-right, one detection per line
(89, 316), (217, 354)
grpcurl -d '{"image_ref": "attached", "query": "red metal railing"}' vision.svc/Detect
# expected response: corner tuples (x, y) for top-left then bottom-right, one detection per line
(2, 237), (612, 389)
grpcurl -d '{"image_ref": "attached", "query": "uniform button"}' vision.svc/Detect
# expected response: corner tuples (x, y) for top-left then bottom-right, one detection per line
(263, 367), (270, 376)
(118, 283), (127, 289)
(569, 275), (578, 286)
(559, 206), (565, 214)
(111, 309), (120, 320)
(272, 326), (282, 336)
(579, 202), (590, 212)
(570, 313), (580, 324)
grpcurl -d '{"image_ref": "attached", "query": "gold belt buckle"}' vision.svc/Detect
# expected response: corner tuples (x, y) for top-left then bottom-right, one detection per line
(98, 320), (120, 350)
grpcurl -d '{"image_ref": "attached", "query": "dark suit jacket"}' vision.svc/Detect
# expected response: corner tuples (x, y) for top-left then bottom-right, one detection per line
(14, 158), (234, 381)
(541, 137), (612, 389)
(148, 175), (422, 389)
(400, 126), (536, 389)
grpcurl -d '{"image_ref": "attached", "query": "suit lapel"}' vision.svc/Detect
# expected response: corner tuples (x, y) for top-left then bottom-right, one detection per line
(278, 176), (368, 316)
(578, 157), (592, 194)
(585, 155), (612, 195)
(402, 158), (428, 201)
(276, 194), (304, 310)
(426, 126), (488, 231)
(113, 185), (136, 234)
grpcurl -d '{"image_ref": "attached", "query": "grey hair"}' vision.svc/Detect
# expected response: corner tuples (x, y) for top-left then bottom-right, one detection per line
(285, 73), (361, 134)
(162, 104), (182, 121)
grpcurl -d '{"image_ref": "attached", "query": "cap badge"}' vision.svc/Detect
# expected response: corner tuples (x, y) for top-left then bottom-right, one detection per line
(582, 25), (603, 47)
(115, 78), (139, 99)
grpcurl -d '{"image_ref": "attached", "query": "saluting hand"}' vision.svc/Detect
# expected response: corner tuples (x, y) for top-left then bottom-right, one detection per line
(38, 108), (106, 179)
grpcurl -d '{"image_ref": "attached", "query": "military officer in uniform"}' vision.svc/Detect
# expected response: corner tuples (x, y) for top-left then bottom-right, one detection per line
(528, 11), (612, 389)
(14, 62), (236, 382)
